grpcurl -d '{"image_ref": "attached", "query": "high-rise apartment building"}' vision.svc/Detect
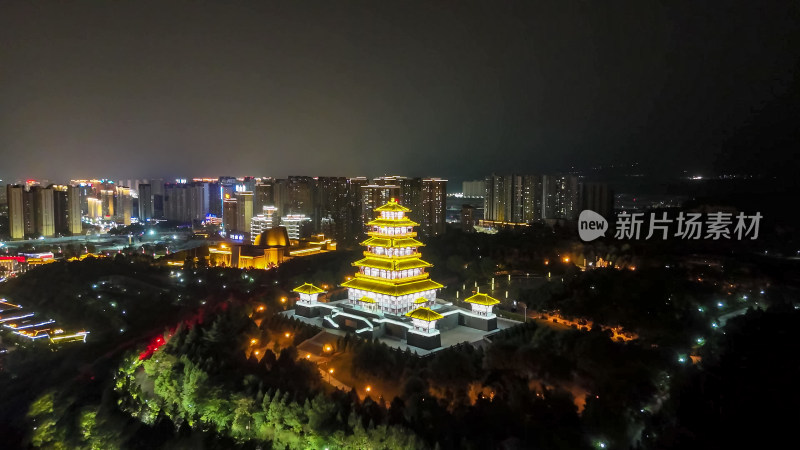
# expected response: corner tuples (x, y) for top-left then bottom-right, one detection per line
(254, 182), (273, 216)
(7, 185), (24, 239)
(223, 198), (238, 233)
(164, 183), (190, 222)
(579, 182), (614, 218)
(314, 176), (349, 241)
(66, 185), (82, 234)
(188, 182), (209, 222)
(270, 179), (288, 220)
(236, 191), (253, 233)
(485, 173), (577, 223)
(100, 188), (115, 219)
(542, 175), (579, 220)
(250, 206), (278, 243)
(87, 197), (103, 219)
(462, 180), (485, 198)
(280, 214), (312, 240)
(361, 184), (400, 231)
(207, 181), (222, 218)
(32, 186), (55, 237)
(421, 178), (447, 236)
(116, 186), (133, 225)
(52, 185), (69, 235)
(461, 204), (476, 232)
(138, 184), (153, 222)
(287, 176), (314, 217)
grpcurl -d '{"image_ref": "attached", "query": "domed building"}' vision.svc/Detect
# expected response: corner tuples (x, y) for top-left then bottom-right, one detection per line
(254, 227), (290, 247)
(208, 226), (290, 269)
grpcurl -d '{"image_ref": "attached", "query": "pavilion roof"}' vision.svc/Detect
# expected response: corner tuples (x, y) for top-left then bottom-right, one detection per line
(405, 307), (444, 322)
(464, 293), (501, 306)
(292, 283), (325, 294)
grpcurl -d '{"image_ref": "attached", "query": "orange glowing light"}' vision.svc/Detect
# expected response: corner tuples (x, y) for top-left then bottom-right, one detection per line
(280, 297), (287, 303)
(254, 350), (260, 356)
(366, 386), (372, 392)
(562, 257), (570, 263)
(257, 305), (265, 311)
(324, 345), (332, 352)
(284, 332), (291, 338)
(306, 354), (311, 359)
(250, 339), (257, 345)
(329, 368), (334, 374)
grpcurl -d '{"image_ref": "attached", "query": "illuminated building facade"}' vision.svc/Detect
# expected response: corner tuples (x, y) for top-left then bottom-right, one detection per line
(223, 198), (238, 233)
(87, 197), (103, 219)
(115, 186), (133, 225)
(138, 183), (153, 221)
(280, 214), (311, 240)
(421, 178), (447, 236)
(236, 191), (253, 233)
(7, 185), (24, 239)
(32, 186), (55, 237)
(341, 199), (443, 315)
(250, 206), (277, 243)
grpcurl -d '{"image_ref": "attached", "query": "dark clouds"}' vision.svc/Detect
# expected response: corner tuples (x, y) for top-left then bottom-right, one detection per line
(1, 0), (797, 183)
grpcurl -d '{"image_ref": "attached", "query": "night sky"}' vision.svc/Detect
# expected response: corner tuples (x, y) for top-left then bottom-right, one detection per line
(1, 1), (798, 183)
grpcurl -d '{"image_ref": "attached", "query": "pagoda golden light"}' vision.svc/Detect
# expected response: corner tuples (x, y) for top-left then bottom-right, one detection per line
(341, 198), (443, 314)
(250, 338), (258, 345)
(366, 386), (372, 392)
(284, 332), (291, 338)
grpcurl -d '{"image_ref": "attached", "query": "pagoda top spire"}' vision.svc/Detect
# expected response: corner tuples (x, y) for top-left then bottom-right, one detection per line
(375, 198), (411, 213)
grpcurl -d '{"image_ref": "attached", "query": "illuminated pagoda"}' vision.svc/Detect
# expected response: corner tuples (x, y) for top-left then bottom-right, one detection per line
(341, 199), (443, 315)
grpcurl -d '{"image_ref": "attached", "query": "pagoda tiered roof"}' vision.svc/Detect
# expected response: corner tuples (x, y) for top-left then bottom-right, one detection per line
(375, 200), (411, 212)
(405, 307), (444, 321)
(367, 217), (419, 227)
(352, 256), (432, 271)
(341, 277), (443, 297)
(343, 198), (443, 300)
(361, 236), (425, 248)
